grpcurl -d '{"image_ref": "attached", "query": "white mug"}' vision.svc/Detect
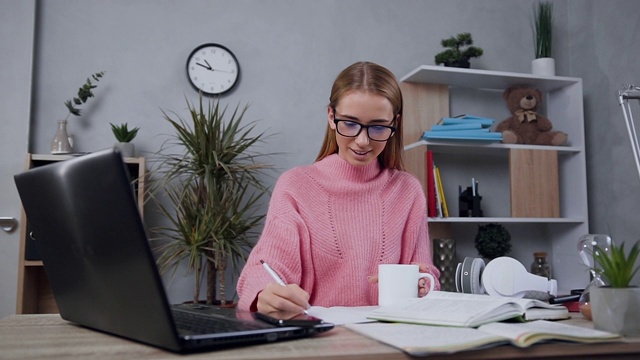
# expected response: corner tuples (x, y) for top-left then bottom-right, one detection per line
(378, 264), (435, 306)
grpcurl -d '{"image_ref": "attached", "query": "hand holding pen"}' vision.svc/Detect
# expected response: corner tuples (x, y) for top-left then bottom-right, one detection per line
(259, 260), (311, 315)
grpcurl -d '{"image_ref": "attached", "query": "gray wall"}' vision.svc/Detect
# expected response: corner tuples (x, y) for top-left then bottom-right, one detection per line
(3, 0), (639, 306)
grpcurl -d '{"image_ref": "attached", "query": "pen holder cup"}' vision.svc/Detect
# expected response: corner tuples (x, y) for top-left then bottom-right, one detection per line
(458, 187), (483, 217)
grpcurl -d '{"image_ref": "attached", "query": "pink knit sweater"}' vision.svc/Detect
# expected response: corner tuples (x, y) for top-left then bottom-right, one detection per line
(236, 154), (440, 311)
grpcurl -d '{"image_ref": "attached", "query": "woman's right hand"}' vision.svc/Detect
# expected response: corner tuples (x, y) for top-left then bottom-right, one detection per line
(256, 282), (311, 316)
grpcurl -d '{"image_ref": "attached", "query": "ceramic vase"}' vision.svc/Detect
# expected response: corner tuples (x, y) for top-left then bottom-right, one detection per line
(114, 142), (135, 158)
(591, 286), (640, 336)
(432, 238), (457, 292)
(50, 120), (73, 154)
(531, 57), (555, 76)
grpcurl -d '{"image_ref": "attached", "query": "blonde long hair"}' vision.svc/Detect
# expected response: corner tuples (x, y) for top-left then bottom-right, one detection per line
(315, 61), (404, 170)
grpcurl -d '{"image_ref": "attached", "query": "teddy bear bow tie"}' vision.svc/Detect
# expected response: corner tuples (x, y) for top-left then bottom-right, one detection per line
(515, 110), (537, 122)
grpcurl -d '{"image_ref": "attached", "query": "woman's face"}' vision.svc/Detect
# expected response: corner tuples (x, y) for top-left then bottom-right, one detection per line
(328, 91), (395, 167)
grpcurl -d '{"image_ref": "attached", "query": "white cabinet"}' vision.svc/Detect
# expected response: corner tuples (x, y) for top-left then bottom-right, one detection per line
(400, 65), (589, 293)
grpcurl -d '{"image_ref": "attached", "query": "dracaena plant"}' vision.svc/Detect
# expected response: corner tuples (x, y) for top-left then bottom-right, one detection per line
(148, 93), (276, 305)
(592, 241), (640, 288)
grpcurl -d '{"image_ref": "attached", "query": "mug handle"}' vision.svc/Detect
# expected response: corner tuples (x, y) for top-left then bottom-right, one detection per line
(418, 273), (436, 292)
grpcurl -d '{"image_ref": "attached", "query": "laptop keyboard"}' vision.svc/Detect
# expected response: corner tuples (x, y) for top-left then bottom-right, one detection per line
(172, 308), (270, 334)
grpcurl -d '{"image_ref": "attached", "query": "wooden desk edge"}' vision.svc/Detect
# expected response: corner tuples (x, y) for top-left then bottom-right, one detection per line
(1, 314), (639, 360)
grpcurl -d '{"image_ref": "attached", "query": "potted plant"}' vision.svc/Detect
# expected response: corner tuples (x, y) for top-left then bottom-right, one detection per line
(531, 1), (555, 76)
(474, 223), (511, 260)
(110, 122), (140, 158)
(148, 94), (274, 306)
(590, 241), (640, 336)
(434, 33), (483, 68)
(51, 71), (105, 154)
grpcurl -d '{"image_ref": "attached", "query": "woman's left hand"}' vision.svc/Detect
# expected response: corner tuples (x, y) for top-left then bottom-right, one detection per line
(416, 263), (433, 297)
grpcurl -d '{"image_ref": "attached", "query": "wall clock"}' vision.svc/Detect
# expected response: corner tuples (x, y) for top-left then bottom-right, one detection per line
(186, 43), (240, 95)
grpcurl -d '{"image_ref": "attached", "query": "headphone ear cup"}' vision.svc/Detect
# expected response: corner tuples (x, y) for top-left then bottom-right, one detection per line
(470, 258), (485, 294)
(456, 257), (485, 294)
(455, 262), (463, 292)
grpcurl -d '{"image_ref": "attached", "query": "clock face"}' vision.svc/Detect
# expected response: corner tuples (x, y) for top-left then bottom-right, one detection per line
(186, 43), (239, 95)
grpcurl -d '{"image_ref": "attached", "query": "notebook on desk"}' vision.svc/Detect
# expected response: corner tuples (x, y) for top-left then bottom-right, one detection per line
(13, 149), (334, 353)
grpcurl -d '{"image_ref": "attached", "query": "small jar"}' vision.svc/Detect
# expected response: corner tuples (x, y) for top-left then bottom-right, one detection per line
(530, 252), (552, 279)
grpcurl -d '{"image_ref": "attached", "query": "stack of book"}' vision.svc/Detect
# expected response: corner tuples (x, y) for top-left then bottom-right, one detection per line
(421, 115), (502, 141)
(426, 150), (448, 218)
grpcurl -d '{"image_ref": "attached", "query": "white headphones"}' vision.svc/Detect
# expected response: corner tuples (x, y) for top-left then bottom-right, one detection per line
(455, 256), (558, 298)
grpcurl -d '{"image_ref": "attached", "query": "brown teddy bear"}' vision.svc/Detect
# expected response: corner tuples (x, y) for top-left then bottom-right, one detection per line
(495, 86), (567, 146)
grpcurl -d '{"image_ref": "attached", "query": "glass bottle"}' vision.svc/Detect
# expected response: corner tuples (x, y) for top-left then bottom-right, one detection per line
(530, 252), (552, 279)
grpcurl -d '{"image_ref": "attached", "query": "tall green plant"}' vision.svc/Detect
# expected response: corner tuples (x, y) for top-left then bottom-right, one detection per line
(149, 94), (274, 304)
(533, 1), (553, 58)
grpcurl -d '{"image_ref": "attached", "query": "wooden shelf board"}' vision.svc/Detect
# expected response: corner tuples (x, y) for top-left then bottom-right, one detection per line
(400, 65), (581, 92)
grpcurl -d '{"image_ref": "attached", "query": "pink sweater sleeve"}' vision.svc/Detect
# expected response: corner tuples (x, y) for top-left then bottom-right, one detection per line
(236, 179), (309, 311)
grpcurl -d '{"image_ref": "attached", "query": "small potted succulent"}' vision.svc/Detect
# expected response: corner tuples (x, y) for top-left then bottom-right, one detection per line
(51, 71), (105, 154)
(110, 122), (139, 158)
(434, 33), (483, 68)
(590, 241), (640, 336)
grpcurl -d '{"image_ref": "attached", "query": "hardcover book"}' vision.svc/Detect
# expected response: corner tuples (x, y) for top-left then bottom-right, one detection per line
(366, 291), (569, 328)
(346, 319), (622, 356)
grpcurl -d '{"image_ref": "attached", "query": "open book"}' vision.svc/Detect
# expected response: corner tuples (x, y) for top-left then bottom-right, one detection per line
(367, 291), (569, 327)
(345, 320), (622, 356)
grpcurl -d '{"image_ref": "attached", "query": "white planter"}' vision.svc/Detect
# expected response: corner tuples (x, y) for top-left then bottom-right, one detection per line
(114, 142), (135, 158)
(531, 57), (555, 77)
(591, 286), (640, 336)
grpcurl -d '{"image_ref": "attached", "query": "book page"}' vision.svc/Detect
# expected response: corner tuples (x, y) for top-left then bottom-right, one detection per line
(367, 291), (523, 327)
(307, 306), (377, 325)
(367, 291), (569, 327)
(478, 320), (623, 347)
(345, 322), (508, 356)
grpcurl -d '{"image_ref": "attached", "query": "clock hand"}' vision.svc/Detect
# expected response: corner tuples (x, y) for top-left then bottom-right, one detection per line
(209, 68), (233, 73)
(196, 62), (212, 70)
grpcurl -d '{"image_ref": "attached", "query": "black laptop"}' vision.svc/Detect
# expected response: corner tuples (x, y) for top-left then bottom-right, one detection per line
(14, 149), (333, 353)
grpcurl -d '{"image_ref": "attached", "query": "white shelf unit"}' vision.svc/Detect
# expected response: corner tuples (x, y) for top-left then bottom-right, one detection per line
(400, 65), (589, 293)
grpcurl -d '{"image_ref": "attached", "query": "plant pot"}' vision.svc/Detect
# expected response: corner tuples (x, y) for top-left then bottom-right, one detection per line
(591, 286), (640, 336)
(51, 120), (73, 154)
(444, 59), (470, 69)
(114, 142), (135, 158)
(531, 57), (555, 76)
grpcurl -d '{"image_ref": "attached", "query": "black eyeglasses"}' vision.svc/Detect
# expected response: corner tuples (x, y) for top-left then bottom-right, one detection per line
(332, 115), (396, 142)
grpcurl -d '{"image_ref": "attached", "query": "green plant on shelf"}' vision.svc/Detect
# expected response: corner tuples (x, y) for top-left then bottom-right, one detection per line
(110, 123), (140, 143)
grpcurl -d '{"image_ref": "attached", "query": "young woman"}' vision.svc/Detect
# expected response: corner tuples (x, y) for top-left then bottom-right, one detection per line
(236, 61), (439, 314)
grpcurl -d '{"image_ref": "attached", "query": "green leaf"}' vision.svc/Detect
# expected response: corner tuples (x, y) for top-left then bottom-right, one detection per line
(592, 241), (640, 288)
(63, 71), (105, 120)
(110, 122), (140, 142)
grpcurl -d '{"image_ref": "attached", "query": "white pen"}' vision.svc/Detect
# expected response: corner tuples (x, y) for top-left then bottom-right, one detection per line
(260, 259), (310, 314)
(260, 259), (286, 286)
